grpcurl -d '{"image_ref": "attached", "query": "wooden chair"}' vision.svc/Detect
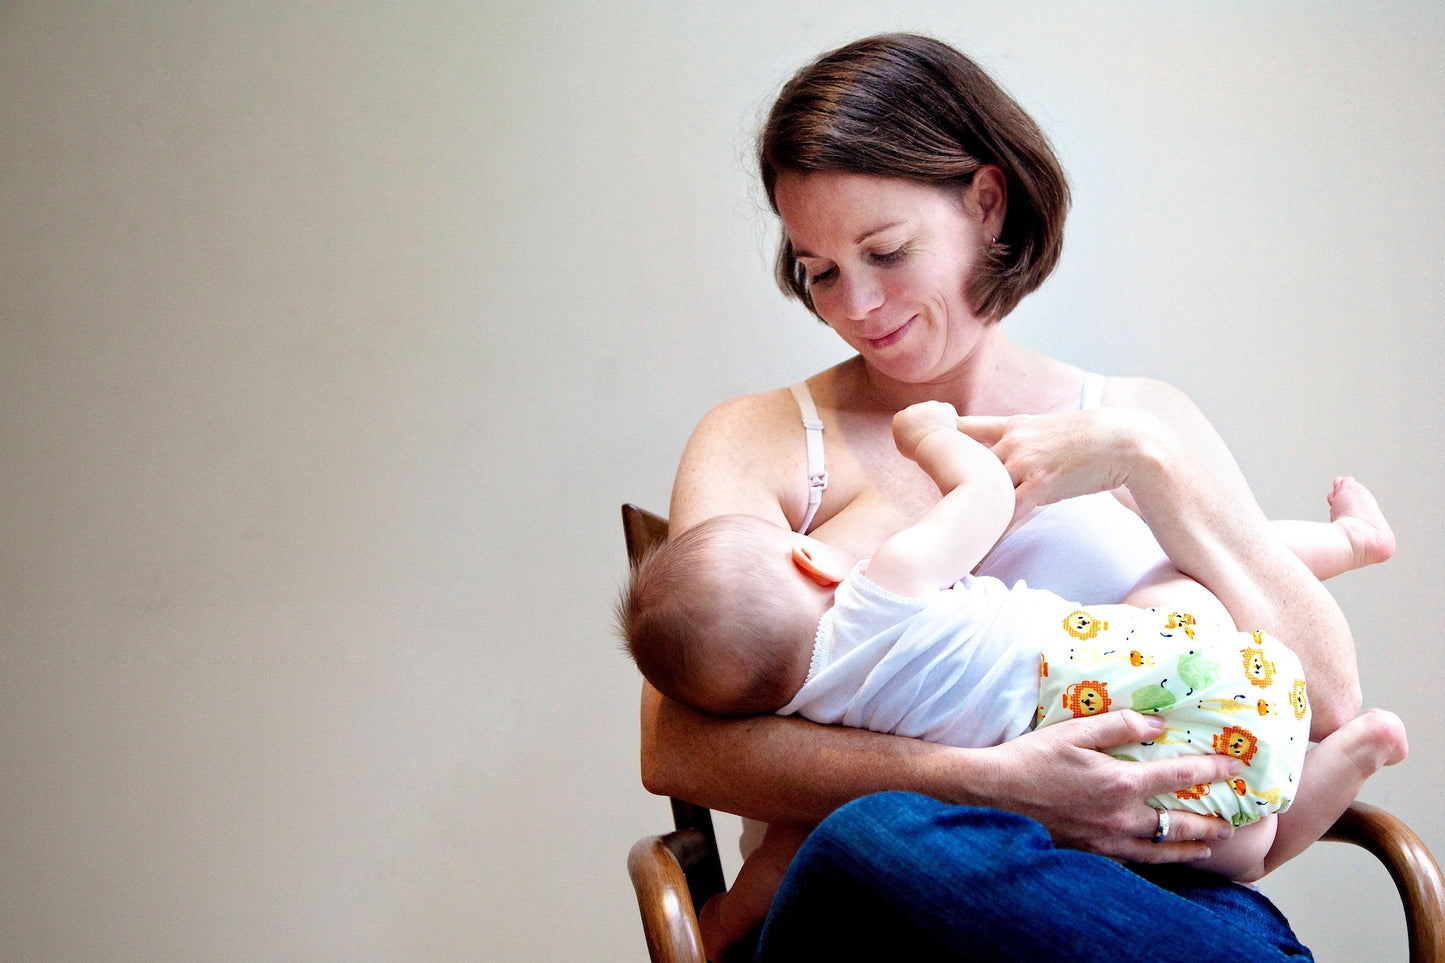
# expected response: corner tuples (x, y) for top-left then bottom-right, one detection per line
(621, 503), (1445, 963)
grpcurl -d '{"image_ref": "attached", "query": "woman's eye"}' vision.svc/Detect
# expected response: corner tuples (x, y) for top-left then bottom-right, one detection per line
(807, 266), (838, 286)
(871, 247), (907, 265)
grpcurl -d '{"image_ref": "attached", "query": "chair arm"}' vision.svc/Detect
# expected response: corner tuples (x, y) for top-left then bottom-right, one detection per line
(1324, 800), (1445, 963)
(628, 829), (709, 963)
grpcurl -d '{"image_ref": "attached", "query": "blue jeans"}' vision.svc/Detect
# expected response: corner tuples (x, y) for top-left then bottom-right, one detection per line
(753, 792), (1312, 961)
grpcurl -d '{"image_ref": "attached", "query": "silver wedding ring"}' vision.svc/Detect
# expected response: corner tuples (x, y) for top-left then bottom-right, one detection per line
(1151, 807), (1171, 844)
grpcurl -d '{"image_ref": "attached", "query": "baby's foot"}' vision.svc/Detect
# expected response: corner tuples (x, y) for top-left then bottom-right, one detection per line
(1328, 477), (1396, 569)
(1335, 708), (1410, 777)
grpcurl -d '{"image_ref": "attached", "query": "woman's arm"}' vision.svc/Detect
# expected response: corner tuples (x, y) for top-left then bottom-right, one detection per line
(1106, 380), (1361, 734)
(1124, 418), (1360, 736)
(643, 680), (1239, 862)
(959, 388), (1361, 737)
(642, 680), (947, 824)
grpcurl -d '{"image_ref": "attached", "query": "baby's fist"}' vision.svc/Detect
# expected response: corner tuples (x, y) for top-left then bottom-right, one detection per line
(893, 401), (959, 458)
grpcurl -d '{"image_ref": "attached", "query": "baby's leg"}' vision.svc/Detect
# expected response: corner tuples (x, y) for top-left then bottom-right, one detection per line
(699, 822), (812, 961)
(1192, 815), (1277, 883)
(1261, 708), (1409, 876)
(1271, 477), (1396, 581)
(1123, 560), (1233, 627)
(1191, 709), (1407, 882)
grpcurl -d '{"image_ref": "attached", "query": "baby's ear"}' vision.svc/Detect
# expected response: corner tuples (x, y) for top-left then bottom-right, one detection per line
(792, 543), (848, 587)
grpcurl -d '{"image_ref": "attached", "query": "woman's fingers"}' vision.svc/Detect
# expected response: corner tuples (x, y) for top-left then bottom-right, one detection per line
(1051, 712), (1238, 862)
(1078, 710), (1244, 799)
(957, 411), (1130, 509)
(955, 414), (1009, 444)
(1134, 750), (1242, 803)
(1118, 804), (1234, 864)
(1067, 707), (1169, 752)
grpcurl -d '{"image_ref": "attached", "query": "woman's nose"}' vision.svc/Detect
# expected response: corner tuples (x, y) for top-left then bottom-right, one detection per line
(839, 272), (883, 321)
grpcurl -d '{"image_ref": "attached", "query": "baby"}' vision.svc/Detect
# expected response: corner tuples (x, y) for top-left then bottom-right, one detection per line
(620, 402), (1406, 958)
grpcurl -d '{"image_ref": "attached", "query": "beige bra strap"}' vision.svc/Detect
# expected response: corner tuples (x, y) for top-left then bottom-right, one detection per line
(788, 381), (827, 534)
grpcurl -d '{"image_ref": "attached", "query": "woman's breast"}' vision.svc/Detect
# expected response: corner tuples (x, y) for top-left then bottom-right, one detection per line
(975, 492), (1169, 604)
(805, 435), (940, 556)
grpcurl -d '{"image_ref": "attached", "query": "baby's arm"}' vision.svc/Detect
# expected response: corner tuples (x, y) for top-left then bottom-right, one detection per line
(865, 402), (1017, 597)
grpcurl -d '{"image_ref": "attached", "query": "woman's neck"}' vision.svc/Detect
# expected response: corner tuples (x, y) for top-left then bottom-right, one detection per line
(834, 330), (1077, 417)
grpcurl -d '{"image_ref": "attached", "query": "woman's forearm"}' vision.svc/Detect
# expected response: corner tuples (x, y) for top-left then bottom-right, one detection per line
(1123, 429), (1361, 736)
(643, 680), (1244, 863)
(640, 682), (962, 823)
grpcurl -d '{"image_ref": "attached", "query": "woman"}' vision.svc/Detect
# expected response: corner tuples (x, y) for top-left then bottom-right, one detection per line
(644, 33), (1360, 959)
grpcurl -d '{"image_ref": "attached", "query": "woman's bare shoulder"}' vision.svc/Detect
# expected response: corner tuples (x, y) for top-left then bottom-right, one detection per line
(1098, 374), (1200, 417)
(684, 386), (809, 458)
(670, 385), (811, 532)
(698, 384), (799, 425)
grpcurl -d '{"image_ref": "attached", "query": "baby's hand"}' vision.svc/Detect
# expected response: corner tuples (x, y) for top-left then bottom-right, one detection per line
(893, 401), (960, 459)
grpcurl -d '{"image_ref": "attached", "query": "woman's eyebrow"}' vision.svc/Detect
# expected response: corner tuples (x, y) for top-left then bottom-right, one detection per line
(794, 221), (907, 259)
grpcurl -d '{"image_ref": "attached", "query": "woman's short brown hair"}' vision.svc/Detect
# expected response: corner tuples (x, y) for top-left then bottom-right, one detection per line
(759, 33), (1070, 323)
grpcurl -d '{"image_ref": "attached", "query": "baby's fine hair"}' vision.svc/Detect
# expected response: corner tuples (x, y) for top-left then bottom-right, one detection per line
(617, 514), (810, 716)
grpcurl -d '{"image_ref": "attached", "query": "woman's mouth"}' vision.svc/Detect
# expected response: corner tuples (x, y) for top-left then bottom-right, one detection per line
(866, 316), (915, 350)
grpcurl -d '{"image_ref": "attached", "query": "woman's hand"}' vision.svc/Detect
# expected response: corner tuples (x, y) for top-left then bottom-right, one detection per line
(958, 711), (1240, 864)
(957, 408), (1176, 520)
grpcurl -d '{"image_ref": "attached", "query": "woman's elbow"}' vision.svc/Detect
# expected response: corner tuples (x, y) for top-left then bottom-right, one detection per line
(639, 730), (677, 797)
(639, 682), (685, 798)
(1310, 682), (1363, 739)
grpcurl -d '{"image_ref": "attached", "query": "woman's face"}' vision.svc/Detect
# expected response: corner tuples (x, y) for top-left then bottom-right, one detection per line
(774, 170), (995, 385)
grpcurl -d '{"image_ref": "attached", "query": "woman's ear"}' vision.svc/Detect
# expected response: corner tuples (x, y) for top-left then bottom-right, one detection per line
(792, 542), (848, 587)
(966, 164), (1007, 236)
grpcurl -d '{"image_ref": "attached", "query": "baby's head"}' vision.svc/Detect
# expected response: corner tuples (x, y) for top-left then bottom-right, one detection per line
(618, 514), (836, 717)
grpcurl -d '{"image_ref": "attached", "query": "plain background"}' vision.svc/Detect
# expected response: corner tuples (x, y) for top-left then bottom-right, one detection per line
(2, 3), (1441, 960)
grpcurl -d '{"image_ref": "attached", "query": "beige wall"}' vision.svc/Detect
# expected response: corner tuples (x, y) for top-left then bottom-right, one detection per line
(2, 3), (1441, 959)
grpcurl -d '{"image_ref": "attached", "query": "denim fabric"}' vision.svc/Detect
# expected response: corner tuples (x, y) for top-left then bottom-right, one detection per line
(754, 792), (1312, 961)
